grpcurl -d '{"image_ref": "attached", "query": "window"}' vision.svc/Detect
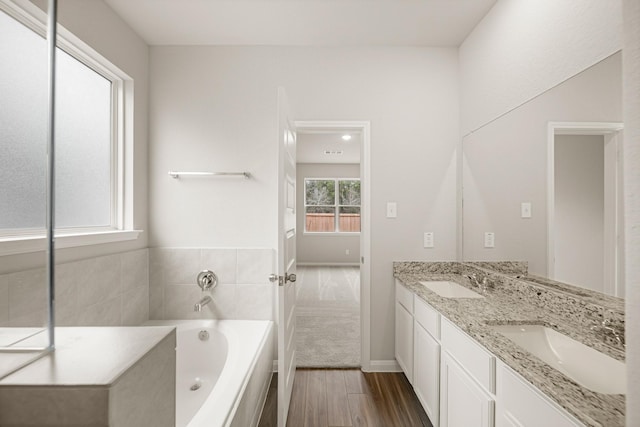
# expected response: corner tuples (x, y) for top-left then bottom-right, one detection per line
(0, 3), (136, 253)
(304, 178), (361, 233)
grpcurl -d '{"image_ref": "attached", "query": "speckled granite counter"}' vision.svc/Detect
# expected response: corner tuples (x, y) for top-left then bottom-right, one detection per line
(393, 261), (625, 427)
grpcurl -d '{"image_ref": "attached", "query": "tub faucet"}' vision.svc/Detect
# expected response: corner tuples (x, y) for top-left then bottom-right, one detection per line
(194, 295), (212, 312)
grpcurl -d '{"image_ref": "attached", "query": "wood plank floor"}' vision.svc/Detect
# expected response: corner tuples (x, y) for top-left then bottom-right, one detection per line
(258, 369), (433, 427)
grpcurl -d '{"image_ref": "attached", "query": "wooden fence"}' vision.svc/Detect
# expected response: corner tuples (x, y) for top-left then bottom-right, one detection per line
(305, 213), (360, 232)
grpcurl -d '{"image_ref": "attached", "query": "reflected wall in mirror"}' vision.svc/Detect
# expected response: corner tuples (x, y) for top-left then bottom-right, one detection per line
(462, 52), (624, 297)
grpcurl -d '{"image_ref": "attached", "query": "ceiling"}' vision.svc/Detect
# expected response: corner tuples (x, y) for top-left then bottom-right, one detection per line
(297, 132), (361, 164)
(104, 0), (497, 46)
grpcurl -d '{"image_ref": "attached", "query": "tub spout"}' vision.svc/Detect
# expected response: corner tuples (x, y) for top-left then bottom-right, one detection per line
(194, 295), (212, 312)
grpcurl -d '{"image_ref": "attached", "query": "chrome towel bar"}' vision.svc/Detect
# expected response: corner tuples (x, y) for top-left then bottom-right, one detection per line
(168, 171), (251, 179)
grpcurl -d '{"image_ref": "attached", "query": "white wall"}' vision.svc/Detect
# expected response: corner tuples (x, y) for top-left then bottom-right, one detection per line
(623, 0), (640, 424)
(0, 0), (150, 274)
(459, 0), (622, 135)
(462, 53), (622, 275)
(296, 163), (360, 265)
(554, 135), (604, 292)
(149, 46), (460, 361)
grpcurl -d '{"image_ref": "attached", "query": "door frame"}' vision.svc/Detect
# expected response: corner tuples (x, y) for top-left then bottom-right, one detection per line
(547, 121), (624, 295)
(294, 120), (372, 370)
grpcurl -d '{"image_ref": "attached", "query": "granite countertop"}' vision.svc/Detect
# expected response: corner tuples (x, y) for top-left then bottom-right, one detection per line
(393, 262), (625, 427)
(0, 326), (176, 386)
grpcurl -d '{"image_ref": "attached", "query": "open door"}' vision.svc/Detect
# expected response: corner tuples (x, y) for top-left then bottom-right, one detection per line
(275, 87), (297, 427)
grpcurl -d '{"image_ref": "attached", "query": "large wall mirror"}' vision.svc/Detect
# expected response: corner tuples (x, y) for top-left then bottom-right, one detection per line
(462, 51), (624, 298)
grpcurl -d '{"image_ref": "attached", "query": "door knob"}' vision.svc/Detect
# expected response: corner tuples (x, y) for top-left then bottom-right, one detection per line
(286, 273), (297, 283)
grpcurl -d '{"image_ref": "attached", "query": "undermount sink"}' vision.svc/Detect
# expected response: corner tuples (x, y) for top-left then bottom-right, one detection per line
(419, 281), (485, 299)
(491, 324), (626, 394)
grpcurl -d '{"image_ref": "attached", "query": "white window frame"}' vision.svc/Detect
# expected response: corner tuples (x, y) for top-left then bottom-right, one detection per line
(303, 177), (361, 235)
(0, 0), (140, 256)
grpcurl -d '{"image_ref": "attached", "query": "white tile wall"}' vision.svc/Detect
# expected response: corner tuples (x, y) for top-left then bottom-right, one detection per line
(149, 248), (276, 321)
(0, 249), (150, 328)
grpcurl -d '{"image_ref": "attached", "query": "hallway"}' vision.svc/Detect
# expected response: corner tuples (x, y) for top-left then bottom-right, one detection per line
(296, 266), (360, 367)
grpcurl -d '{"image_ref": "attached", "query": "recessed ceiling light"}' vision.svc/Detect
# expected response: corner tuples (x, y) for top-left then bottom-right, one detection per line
(341, 134), (352, 141)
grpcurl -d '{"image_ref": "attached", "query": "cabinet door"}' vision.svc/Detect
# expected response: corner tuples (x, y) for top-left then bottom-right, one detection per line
(440, 352), (494, 427)
(496, 362), (583, 427)
(395, 301), (413, 383)
(414, 323), (440, 427)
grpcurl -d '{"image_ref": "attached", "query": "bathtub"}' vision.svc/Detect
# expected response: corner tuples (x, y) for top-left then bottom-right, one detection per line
(145, 319), (275, 427)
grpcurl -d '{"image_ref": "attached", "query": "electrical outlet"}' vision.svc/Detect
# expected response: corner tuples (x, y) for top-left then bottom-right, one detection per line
(484, 232), (495, 248)
(345, 249), (350, 255)
(521, 202), (532, 218)
(424, 232), (434, 248)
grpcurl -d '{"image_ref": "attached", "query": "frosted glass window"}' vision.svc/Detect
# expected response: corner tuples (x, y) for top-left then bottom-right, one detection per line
(0, 10), (113, 231)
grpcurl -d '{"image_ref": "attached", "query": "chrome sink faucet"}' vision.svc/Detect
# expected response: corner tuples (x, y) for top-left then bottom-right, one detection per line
(591, 318), (625, 347)
(466, 273), (490, 291)
(194, 295), (212, 312)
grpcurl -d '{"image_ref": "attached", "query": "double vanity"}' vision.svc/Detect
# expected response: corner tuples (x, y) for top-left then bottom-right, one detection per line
(394, 261), (625, 427)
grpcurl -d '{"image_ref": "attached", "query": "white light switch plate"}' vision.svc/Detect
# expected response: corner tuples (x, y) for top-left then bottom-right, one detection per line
(484, 232), (495, 248)
(386, 202), (397, 218)
(521, 202), (532, 218)
(424, 232), (434, 248)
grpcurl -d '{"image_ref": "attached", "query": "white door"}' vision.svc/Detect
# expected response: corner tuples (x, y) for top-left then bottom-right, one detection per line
(276, 87), (297, 427)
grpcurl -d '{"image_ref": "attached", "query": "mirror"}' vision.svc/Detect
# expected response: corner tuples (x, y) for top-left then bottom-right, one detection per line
(0, 0), (56, 378)
(462, 51), (624, 297)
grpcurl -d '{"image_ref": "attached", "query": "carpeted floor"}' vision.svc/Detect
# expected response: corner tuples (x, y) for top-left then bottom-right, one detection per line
(295, 266), (360, 367)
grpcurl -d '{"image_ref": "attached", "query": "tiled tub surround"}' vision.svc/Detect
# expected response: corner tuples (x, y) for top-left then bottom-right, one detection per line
(0, 249), (149, 328)
(393, 261), (625, 427)
(149, 248), (276, 321)
(0, 326), (176, 427)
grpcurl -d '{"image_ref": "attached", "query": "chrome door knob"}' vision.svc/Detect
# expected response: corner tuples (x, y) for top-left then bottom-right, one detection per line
(269, 274), (279, 283)
(286, 273), (297, 283)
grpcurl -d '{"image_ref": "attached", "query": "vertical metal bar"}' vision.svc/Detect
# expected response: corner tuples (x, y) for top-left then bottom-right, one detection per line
(46, 0), (58, 350)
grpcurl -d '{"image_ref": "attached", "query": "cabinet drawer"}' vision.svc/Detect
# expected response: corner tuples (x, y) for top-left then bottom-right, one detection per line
(441, 317), (495, 393)
(396, 280), (414, 313)
(414, 295), (440, 340)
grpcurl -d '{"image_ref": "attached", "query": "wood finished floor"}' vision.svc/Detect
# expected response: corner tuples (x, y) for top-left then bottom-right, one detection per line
(258, 369), (433, 427)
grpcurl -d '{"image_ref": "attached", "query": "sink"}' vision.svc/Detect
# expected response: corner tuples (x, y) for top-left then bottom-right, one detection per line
(491, 324), (626, 394)
(419, 281), (485, 299)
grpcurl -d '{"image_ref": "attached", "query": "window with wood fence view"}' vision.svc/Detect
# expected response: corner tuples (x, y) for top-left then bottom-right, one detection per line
(304, 178), (361, 232)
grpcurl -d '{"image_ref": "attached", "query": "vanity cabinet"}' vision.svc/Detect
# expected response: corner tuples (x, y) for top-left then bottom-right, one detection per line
(395, 281), (414, 382)
(496, 361), (582, 427)
(441, 351), (494, 427)
(413, 297), (441, 426)
(395, 281), (584, 427)
(440, 317), (495, 427)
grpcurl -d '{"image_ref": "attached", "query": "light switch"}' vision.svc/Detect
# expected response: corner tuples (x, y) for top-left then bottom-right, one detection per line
(484, 232), (495, 248)
(386, 202), (397, 218)
(521, 202), (532, 218)
(424, 232), (434, 248)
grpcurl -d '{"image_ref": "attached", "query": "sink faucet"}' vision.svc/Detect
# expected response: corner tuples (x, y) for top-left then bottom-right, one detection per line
(466, 273), (490, 291)
(194, 295), (212, 312)
(591, 318), (625, 347)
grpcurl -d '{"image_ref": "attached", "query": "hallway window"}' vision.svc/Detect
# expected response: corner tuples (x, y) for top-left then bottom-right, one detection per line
(304, 178), (360, 233)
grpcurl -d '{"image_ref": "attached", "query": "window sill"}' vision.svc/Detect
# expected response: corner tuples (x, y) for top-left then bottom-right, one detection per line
(0, 230), (142, 256)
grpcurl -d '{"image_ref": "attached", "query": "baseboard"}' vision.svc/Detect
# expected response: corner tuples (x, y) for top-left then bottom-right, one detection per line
(364, 359), (402, 372)
(297, 262), (360, 267)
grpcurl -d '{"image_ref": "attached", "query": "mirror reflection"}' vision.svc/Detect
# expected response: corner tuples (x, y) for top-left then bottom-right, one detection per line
(462, 52), (624, 297)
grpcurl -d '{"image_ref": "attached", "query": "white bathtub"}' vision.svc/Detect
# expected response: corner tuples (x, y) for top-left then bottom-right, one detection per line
(146, 319), (274, 427)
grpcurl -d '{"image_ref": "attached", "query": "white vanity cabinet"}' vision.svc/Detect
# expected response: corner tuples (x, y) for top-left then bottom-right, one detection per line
(395, 280), (414, 382)
(413, 296), (441, 426)
(440, 317), (495, 427)
(496, 361), (583, 427)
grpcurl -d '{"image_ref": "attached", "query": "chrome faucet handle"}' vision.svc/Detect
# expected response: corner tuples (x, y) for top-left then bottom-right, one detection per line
(197, 270), (218, 291)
